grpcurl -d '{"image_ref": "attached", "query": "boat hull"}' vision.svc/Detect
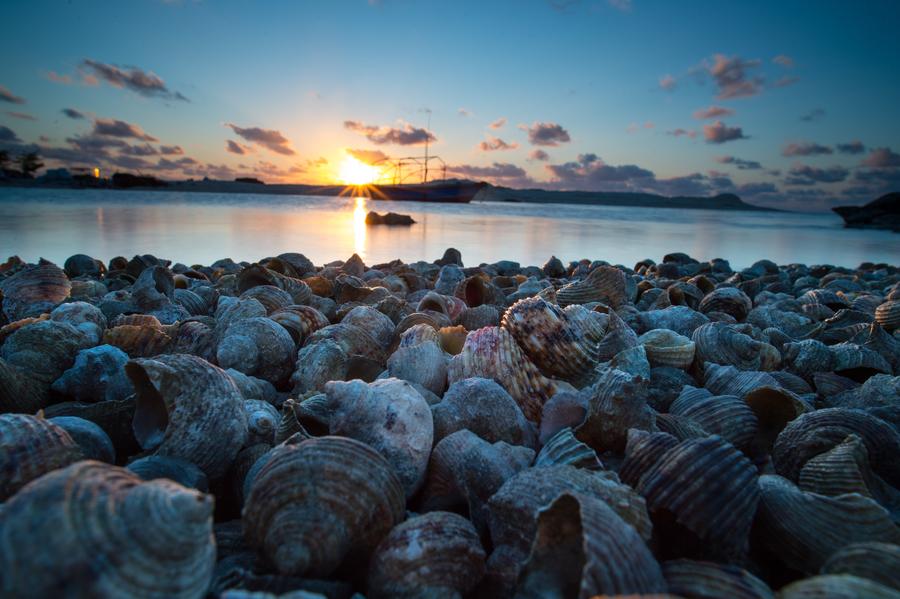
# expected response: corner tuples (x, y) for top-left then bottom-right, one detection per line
(368, 181), (486, 203)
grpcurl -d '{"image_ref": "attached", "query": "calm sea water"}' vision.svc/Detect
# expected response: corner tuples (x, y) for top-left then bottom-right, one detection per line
(0, 187), (896, 269)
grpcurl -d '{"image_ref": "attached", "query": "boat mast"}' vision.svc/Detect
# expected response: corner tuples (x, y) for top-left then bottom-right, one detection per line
(423, 110), (431, 183)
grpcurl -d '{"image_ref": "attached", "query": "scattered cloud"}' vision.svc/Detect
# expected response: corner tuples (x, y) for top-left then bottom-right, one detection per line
(772, 76), (799, 88)
(226, 123), (295, 155)
(706, 54), (763, 99)
(80, 59), (189, 101)
(529, 149), (550, 161)
(799, 108), (825, 122)
(715, 155), (762, 170)
(344, 120), (435, 145)
(836, 141), (865, 155)
(225, 140), (248, 155)
(121, 143), (159, 157)
(772, 55), (795, 68)
(693, 105), (734, 120)
(546, 153), (654, 190)
(785, 164), (849, 185)
(490, 117), (507, 130)
(457, 108), (471, 117)
(0, 85), (25, 105)
(547, 0), (579, 12)
(659, 74), (676, 91)
(478, 136), (519, 152)
(0, 126), (21, 143)
(643, 121), (655, 129)
(782, 141), (833, 156)
(608, 0), (632, 12)
(861, 147), (900, 168)
(703, 120), (747, 144)
(448, 162), (529, 183)
(61, 108), (85, 120)
(668, 128), (697, 139)
(347, 148), (389, 164)
(93, 118), (158, 141)
(5, 111), (35, 121)
(45, 71), (72, 85)
(524, 121), (571, 146)
(159, 145), (183, 155)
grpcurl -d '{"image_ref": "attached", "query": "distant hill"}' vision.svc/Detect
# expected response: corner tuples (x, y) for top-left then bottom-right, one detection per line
(479, 186), (774, 211)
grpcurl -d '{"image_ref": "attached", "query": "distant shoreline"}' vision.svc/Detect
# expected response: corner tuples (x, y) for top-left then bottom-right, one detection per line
(0, 178), (777, 212)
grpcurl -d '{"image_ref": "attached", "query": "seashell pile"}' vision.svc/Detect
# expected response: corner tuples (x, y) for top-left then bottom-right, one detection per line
(1, 249), (898, 598)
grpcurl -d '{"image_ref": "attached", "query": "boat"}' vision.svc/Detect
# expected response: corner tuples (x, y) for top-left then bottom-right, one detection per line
(367, 180), (487, 203)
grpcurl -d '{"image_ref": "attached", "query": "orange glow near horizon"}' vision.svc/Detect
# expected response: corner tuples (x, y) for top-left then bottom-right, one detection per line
(339, 156), (382, 185)
(352, 196), (367, 257)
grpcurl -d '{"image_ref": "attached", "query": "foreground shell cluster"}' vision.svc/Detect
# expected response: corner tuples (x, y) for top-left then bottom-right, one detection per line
(1, 249), (899, 598)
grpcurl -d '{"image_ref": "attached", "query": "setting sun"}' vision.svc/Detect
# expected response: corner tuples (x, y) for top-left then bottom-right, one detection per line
(339, 156), (381, 186)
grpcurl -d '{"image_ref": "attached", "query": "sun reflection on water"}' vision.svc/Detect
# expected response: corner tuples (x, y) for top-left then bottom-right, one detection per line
(352, 196), (367, 258)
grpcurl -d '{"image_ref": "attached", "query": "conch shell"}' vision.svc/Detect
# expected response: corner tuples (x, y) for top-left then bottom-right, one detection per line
(698, 287), (752, 321)
(217, 316), (296, 387)
(556, 265), (632, 309)
(692, 322), (781, 371)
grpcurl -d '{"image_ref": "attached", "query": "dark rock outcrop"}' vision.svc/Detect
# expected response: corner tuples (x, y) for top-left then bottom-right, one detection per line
(833, 192), (900, 232)
(365, 211), (416, 226)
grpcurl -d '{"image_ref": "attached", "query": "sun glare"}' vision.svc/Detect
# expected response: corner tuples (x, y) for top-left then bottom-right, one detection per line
(339, 156), (381, 186)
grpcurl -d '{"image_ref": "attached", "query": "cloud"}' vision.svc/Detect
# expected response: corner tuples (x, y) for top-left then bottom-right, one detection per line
(447, 162), (529, 183)
(5, 111), (35, 121)
(347, 148), (389, 164)
(93, 118), (158, 141)
(703, 120), (747, 144)
(458, 108), (471, 117)
(693, 105), (734, 120)
(529, 149), (549, 161)
(781, 141), (833, 156)
(607, 0), (632, 11)
(772, 76), (799, 89)
(0, 85), (25, 105)
(80, 59), (188, 101)
(546, 154), (654, 190)
(715, 155), (762, 170)
(0, 126), (21, 143)
(772, 55), (795, 68)
(159, 145), (183, 155)
(799, 108), (825, 122)
(226, 123), (295, 155)
(707, 54), (763, 99)
(861, 147), (900, 168)
(225, 140), (247, 155)
(45, 71), (72, 85)
(785, 164), (849, 185)
(524, 121), (571, 146)
(490, 118), (507, 130)
(836, 141), (865, 155)
(121, 143), (158, 157)
(659, 74), (676, 91)
(478, 136), (519, 152)
(547, 0), (579, 12)
(61, 108), (85, 120)
(667, 128), (697, 139)
(344, 120), (435, 145)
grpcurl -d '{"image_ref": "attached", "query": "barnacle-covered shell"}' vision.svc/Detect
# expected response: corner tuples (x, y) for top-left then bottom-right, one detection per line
(661, 560), (774, 599)
(698, 287), (752, 321)
(242, 436), (405, 577)
(0, 261), (71, 320)
(51, 344), (132, 403)
(321, 378), (433, 497)
(501, 296), (600, 381)
(367, 511), (486, 599)
(821, 542), (900, 591)
(753, 474), (900, 574)
(777, 574), (900, 599)
(534, 427), (603, 470)
(0, 413), (82, 500)
(270, 305), (329, 345)
(127, 455), (209, 492)
(432, 377), (536, 447)
(387, 339), (448, 396)
(670, 388), (759, 456)
(447, 326), (557, 423)
(875, 300), (900, 331)
(557, 265), (632, 309)
(127, 354), (248, 480)
(217, 317), (296, 386)
(0, 461), (216, 598)
(693, 323), (780, 371)
(639, 328), (695, 369)
(514, 493), (666, 599)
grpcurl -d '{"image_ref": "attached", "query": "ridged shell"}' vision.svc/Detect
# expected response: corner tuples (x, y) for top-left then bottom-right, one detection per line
(596, 308), (639, 362)
(237, 264), (312, 304)
(217, 317), (296, 386)
(242, 436), (405, 577)
(848, 322), (900, 374)
(777, 574), (900, 599)
(1, 319), (94, 391)
(875, 300), (900, 331)
(753, 474), (900, 574)
(534, 427), (603, 470)
(662, 560), (773, 599)
(367, 511), (486, 599)
(670, 388), (759, 456)
(457, 303), (500, 330)
(693, 322), (780, 371)
(0, 357), (45, 413)
(447, 326), (557, 423)
(772, 408), (900, 487)
(239, 285), (293, 315)
(619, 429), (680, 488)
(830, 342), (892, 381)
(639, 328), (695, 369)
(797, 433), (879, 498)
(291, 339), (348, 395)
(127, 455), (210, 492)
(269, 305), (329, 345)
(321, 378), (433, 497)
(821, 542), (900, 591)
(703, 362), (781, 396)
(169, 319), (218, 363)
(127, 354), (248, 480)
(698, 287), (752, 321)
(387, 339), (448, 396)
(575, 368), (657, 453)
(742, 384), (810, 452)
(501, 296), (600, 382)
(418, 291), (468, 321)
(432, 377), (536, 447)
(51, 344), (132, 403)
(557, 265), (631, 309)
(304, 322), (386, 363)
(104, 323), (173, 358)
(0, 261), (71, 320)
(514, 493), (666, 599)
(0, 413), (82, 500)
(633, 435), (759, 561)
(655, 412), (710, 441)
(637, 305), (710, 337)
(0, 461), (216, 598)
(454, 275), (504, 307)
(174, 288), (209, 316)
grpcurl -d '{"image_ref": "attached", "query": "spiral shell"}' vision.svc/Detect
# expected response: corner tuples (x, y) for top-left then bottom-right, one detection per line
(387, 338), (448, 396)
(0, 261), (71, 320)
(698, 287), (752, 321)
(575, 368), (657, 454)
(367, 511), (486, 599)
(239, 285), (293, 315)
(693, 322), (780, 371)
(242, 436), (405, 577)
(778, 574), (900, 599)
(638, 328), (695, 369)
(457, 303), (500, 330)
(51, 344), (132, 403)
(874, 300), (900, 332)
(127, 354), (248, 479)
(821, 542), (900, 591)
(0, 414), (82, 500)
(169, 319), (218, 363)
(454, 275), (504, 307)
(291, 339), (349, 395)
(305, 322), (386, 363)
(557, 265), (632, 309)
(637, 305), (710, 337)
(534, 427), (603, 470)
(447, 326), (557, 423)
(269, 305), (329, 345)
(238, 264), (312, 304)
(661, 560), (773, 599)
(340, 304), (395, 349)
(432, 377), (536, 447)
(217, 316), (296, 386)
(514, 492), (666, 599)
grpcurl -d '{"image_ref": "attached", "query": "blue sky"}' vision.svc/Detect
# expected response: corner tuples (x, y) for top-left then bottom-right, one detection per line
(1, 0), (899, 210)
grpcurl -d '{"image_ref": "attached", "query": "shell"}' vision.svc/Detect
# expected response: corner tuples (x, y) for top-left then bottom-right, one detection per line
(0, 461), (216, 598)
(242, 436), (405, 577)
(367, 512), (486, 599)
(64, 253), (105, 278)
(432, 377), (536, 447)
(698, 287), (752, 321)
(239, 285), (293, 315)
(610, 344), (651, 379)
(418, 291), (468, 321)
(447, 326), (557, 423)
(670, 388), (759, 456)
(269, 305), (329, 345)
(797, 434), (876, 498)
(534, 427), (603, 470)
(238, 264), (312, 304)
(575, 368), (657, 454)
(305, 323), (386, 363)
(778, 575), (900, 599)
(50, 300), (107, 343)
(51, 344), (132, 403)
(639, 328), (696, 369)
(703, 362), (781, 396)
(127, 455), (210, 492)
(217, 316), (296, 386)
(772, 408), (900, 488)
(340, 305), (395, 349)
(0, 413), (83, 500)
(539, 389), (589, 444)
(692, 322), (781, 371)
(633, 435), (760, 561)
(169, 319), (218, 363)
(875, 300), (900, 331)
(0, 261), (71, 320)
(387, 339), (448, 396)
(43, 397), (139, 459)
(243, 399), (280, 446)
(821, 542), (900, 591)
(557, 265), (632, 309)
(454, 275), (503, 307)
(501, 296), (600, 382)
(47, 415), (115, 463)
(830, 342), (892, 381)
(661, 560), (773, 599)
(637, 305), (710, 337)
(104, 323), (173, 358)
(596, 308), (639, 361)
(753, 474), (900, 574)
(655, 412), (710, 441)
(174, 288), (209, 316)
(457, 303), (500, 330)
(847, 322), (900, 374)
(321, 378), (433, 497)
(619, 429), (681, 489)
(1, 319), (94, 390)
(291, 339), (349, 395)
(434, 264), (466, 294)
(0, 357), (45, 413)
(127, 354), (248, 480)
(514, 493), (666, 599)
(742, 385), (810, 452)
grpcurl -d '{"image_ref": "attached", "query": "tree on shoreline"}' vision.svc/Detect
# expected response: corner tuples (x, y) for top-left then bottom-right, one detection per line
(18, 152), (43, 178)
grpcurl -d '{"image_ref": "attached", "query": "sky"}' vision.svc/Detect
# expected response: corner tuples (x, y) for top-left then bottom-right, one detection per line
(1, 0), (899, 211)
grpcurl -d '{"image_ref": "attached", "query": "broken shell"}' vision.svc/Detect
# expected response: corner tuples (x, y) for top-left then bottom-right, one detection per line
(698, 287), (753, 321)
(51, 344), (132, 403)
(534, 427), (603, 470)
(242, 436), (405, 577)
(821, 542), (900, 591)
(127, 354), (248, 480)
(692, 322), (781, 371)
(639, 328), (695, 369)
(797, 434), (875, 498)
(418, 291), (469, 321)
(539, 389), (589, 444)
(557, 265), (632, 309)
(0, 413), (83, 501)
(432, 377), (536, 447)
(455, 275), (504, 307)
(127, 454), (209, 492)
(439, 325), (467, 355)
(0, 261), (71, 320)
(742, 385), (810, 452)
(661, 559), (773, 599)
(217, 316), (296, 387)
